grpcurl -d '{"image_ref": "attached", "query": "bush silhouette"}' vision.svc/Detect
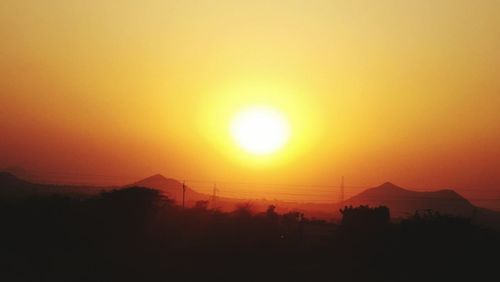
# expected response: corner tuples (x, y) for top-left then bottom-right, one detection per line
(194, 200), (210, 210)
(340, 205), (390, 230)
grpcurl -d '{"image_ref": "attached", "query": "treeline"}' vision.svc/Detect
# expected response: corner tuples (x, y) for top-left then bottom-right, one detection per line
(0, 187), (499, 281)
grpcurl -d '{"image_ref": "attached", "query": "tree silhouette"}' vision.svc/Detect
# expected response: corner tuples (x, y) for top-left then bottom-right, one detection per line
(233, 202), (253, 218)
(1, 187), (498, 282)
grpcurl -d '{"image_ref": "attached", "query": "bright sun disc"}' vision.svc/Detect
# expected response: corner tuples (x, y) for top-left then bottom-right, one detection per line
(230, 106), (290, 155)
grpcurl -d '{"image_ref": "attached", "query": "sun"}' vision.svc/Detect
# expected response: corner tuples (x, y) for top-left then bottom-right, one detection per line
(230, 106), (291, 155)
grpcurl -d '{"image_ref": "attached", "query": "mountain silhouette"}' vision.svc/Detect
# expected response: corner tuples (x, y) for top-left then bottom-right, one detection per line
(0, 171), (28, 185)
(0, 171), (113, 199)
(2, 171), (499, 228)
(1, 167), (39, 182)
(342, 182), (476, 217)
(130, 174), (209, 204)
(0, 172), (39, 198)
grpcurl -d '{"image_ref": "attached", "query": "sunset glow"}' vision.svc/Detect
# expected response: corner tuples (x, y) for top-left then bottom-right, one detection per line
(0, 1), (499, 208)
(2, 2), (500, 280)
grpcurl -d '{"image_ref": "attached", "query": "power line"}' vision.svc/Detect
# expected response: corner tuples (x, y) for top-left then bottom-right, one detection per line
(183, 179), (500, 193)
(8, 169), (500, 193)
(6, 169), (500, 207)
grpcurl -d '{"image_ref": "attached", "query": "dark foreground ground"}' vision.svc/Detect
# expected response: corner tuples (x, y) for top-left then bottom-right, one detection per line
(1, 187), (499, 282)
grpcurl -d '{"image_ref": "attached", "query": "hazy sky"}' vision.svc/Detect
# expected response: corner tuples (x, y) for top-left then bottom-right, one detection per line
(1, 1), (499, 206)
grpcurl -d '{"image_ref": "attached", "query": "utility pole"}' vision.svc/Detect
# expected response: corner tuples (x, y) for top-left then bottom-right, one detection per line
(182, 181), (186, 209)
(339, 176), (345, 203)
(212, 184), (218, 209)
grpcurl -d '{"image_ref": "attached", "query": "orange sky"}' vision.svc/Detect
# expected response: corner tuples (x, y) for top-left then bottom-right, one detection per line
(1, 1), (499, 208)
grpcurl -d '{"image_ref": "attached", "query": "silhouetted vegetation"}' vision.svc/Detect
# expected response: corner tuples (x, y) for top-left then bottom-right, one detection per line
(0, 188), (498, 281)
(340, 205), (390, 230)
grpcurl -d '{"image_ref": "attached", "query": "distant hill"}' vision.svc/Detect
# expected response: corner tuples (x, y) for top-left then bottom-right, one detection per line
(0, 172), (114, 200)
(2, 171), (499, 228)
(0, 172), (40, 198)
(342, 182), (476, 217)
(338, 182), (500, 228)
(1, 167), (39, 182)
(132, 175), (336, 215)
(129, 174), (210, 204)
